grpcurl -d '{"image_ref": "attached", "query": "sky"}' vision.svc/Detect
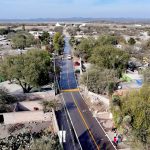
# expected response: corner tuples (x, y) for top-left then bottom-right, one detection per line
(0, 0), (150, 19)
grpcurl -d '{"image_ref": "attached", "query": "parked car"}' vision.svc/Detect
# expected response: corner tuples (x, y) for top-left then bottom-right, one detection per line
(74, 61), (80, 66)
(67, 55), (72, 60)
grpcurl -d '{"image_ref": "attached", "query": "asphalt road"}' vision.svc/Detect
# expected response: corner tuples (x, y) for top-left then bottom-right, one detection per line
(59, 37), (116, 150)
(56, 106), (80, 150)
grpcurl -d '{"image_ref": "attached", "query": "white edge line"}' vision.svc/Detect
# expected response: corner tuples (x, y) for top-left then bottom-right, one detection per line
(64, 38), (116, 150)
(59, 94), (76, 149)
(78, 91), (117, 150)
(69, 45), (117, 149)
(61, 93), (83, 150)
(63, 43), (83, 150)
(95, 117), (117, 150)
(59, 57), (82, 150)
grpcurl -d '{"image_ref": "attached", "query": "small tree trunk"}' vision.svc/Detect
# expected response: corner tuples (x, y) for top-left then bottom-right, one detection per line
(23, 87), (28, 93)
(17, 79), (32, 93)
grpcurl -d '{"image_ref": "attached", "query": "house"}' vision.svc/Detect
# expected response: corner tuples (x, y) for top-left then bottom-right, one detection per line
(29, 31), (43, 39)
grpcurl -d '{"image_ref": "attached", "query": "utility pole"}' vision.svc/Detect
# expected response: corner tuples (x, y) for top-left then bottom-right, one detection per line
(53, 53), (57, 95)
(86, 69), (88, 92)
(53, 51), (60, 95)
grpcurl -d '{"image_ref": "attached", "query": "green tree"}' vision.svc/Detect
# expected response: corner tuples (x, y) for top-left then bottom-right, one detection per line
(0, 28), (8, 35)
(75, 35), (125, 61)
(76, 37), (96, 60)
(12, 34), (26, 49)
(90, 45), (129, 72)
(53, 32), (64, 54)
(0, 50), (54, 93)
(39, 31), (50, 45)
(111, 86), (150, 148)
(11, 31), (35, 49)
(81, 67), (118, 94)
(128, 37), (136, 45)
(96, 35), (118, 46)
(0, 28), (15, 35)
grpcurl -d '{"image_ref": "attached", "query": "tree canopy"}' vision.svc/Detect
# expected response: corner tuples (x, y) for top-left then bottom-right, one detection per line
(96, 35), (118, 46)
(81, 67), (118, 94)
(111, 86), (150, 148)
(76, 37), (95, 60)
(90, 45), (129, 72)
(0, 28), (15, 35)
(39, 31), (50, 45)
(74, 35), (128, 63)
(53, 32), (64, 54)
(76, 35), (129, 95)
(128, 37), (136, 45)
(0, 50), (54, 93)
(11, 31), (35, 49)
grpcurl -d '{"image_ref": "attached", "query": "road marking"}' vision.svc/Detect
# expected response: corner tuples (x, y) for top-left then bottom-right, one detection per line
(78, 93), (117, 150)
(66, 55), (100, 150)
(62, 38), (116, 150)
(61, 88), (79, 92)
(70, 92), (100, 150)
(60, 52), (83, 150)
(61, 93), (83, 150)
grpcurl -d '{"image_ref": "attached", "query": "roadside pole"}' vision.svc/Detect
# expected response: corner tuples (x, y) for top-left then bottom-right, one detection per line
(80, 57), (83, 75)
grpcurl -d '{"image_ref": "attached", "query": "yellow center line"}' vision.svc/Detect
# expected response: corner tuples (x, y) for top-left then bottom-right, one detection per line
(66, 59), (100, 150)
(61, 88), (79, 92)
(70, 92), (100, 150)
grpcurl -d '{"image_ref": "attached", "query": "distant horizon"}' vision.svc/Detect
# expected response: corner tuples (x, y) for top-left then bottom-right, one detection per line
(1, 17), (150, 20)
(1, 17), (150, 24)
(0, 0), (150, 19)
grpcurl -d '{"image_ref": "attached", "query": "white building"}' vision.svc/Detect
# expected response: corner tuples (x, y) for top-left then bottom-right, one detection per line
(29, 31), (43, 39)
(134, 24), (142, 27)
(55, 22), (61, 27)
(79, 23), (86, 27)
(48, 31), (55, 36)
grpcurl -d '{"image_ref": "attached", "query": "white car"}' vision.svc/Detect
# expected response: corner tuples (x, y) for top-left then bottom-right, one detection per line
(67, 55), (72, 60)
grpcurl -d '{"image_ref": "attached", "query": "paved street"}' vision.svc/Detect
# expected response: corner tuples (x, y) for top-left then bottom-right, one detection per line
(59, 37), (116, 150)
